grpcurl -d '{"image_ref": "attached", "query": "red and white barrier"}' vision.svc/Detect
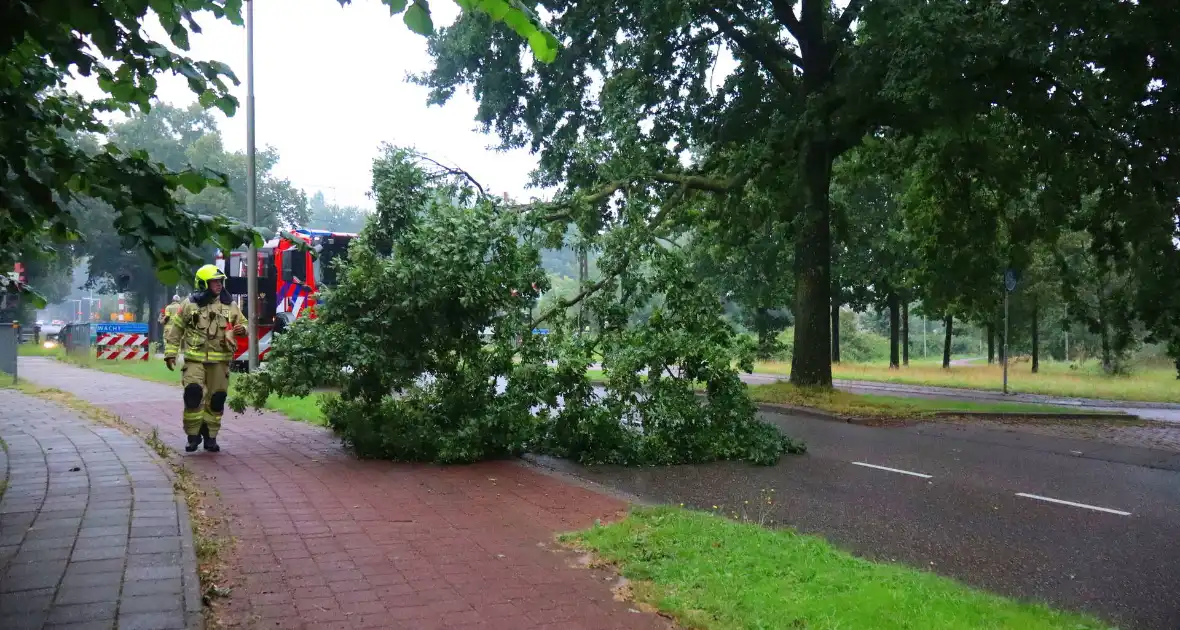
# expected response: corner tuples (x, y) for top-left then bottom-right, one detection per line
(96, 333), (149, 361)
(232, 331), (273, 362)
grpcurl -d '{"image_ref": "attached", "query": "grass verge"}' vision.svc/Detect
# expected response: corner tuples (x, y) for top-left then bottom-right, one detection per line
(565, 507), (1113, 630)
(585, 369), (1099, 420)
(0, 379), (233, 619)
(747, 382), (1117, 419)
(36, 348), (328, 425)
(755, 359), (1180, 404)
(17, 342), (67, 357)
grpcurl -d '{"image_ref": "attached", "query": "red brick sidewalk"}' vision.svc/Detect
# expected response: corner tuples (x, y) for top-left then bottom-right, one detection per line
(18, 358), (672, 630)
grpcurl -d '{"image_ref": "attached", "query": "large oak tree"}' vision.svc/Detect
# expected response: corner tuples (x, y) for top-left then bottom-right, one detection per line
(416, 0), (1173, 386)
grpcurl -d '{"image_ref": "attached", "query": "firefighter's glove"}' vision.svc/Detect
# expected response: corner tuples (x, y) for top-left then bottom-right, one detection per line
(165, 356), (176, 371)
(233, 324), (247, 337)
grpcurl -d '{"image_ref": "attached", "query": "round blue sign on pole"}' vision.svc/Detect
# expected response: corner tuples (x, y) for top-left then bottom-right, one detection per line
(1004, 269), (1018, 292)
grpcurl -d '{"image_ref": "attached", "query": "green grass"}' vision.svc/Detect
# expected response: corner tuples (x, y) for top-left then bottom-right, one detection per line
(33, 348), (329, 425)
(586, 369), (1096, 418)
(567, 507), (1113, 630)
(754, 359), (1180, 404)
(747, 382), (1108, 418)
(17, 342), (67, 357)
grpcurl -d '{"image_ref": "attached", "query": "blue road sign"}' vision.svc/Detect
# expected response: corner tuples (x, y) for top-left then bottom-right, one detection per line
(96, 323), (148, 334)
(532, 328), (550, 335)
(1004, 269), (1018, 292)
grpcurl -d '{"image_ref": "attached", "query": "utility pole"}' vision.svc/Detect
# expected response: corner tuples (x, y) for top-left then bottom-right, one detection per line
(1064, 330), (1069, 363)
(245, 0), (259, 371)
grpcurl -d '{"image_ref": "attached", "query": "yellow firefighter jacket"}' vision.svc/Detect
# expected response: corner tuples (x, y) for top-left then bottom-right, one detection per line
(164, 297), (245, 363)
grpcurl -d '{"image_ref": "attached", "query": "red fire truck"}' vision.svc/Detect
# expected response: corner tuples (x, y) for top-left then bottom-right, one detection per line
(216, 228), (357, 372)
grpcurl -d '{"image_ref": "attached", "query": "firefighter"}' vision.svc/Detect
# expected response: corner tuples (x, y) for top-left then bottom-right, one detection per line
(164, 265), (246, 453)
(159, 294), (182, 352)
(160, 294), (181, 337)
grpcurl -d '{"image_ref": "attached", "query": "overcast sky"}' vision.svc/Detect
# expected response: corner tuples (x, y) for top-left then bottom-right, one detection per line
(98, 0), (545, 209)
(70, 0), (771, 212)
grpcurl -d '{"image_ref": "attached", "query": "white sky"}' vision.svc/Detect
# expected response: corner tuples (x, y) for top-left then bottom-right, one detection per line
(66, 0), (817, 212)
(76, 0), (544, 210)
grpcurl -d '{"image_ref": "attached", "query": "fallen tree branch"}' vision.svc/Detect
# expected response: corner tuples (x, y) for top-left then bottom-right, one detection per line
(417, 154), (488, 197)
(531, 253), (631, 328)
(528, 195), (687, 328)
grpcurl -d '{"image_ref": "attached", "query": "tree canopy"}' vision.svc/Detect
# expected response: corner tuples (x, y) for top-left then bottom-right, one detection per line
(416, 0), (1179, 385)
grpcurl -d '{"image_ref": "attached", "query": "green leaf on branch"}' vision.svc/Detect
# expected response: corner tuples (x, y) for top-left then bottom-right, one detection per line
(385, 0), (408, 14)
(404, 2), (434, 35)
(155, 265), (181, 286)
(176, 171), (208, 193)
(477, 0), (510, 21)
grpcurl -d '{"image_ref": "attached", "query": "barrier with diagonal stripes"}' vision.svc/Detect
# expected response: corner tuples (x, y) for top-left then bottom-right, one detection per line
(95, 332), (149, 361)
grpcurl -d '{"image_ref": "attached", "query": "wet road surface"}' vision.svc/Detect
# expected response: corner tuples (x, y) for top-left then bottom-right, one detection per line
(531, 410), (1180, 630)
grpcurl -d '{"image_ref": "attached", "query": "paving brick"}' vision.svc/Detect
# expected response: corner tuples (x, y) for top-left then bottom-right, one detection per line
(59, 570), (123, 590)
(117, 610), (186, 630)
(123, 565), (181, 581)
(73, 535), (128, 551)
(71, 545), (127, 562)
(0, 588), (55, 613)
(77, 526), (128, 539)
(12, 545), (73, 563)
(44, 621), (118, 630)
(117, 593), (183, 614)
(0, 609), (50, 629)
(121, 578), (182, 597)
(63, 559), (124, 576)
(45, 600), (118, 624)
(55, 581), (121, 605)
(20, 536), (77, 552)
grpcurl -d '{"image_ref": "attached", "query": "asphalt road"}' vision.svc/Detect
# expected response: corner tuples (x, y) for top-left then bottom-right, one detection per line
(532, 411), (1180, 630)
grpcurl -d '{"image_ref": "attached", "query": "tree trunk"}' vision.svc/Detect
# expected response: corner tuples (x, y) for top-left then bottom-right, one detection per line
(986, 323), (995, 364)
(147, 287), (162, 345)
(888, 293), (900, 369)
(942, 315), (953, 369)
(1031, 299), (1040, 374)
(901, 302), (910, 366)
(789, 139), (834, 387)
(830, 297), (841, 364)
(1100, 317), (1112, 373)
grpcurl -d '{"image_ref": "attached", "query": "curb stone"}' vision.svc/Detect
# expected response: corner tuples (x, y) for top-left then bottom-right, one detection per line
(176, 493), (202, 629)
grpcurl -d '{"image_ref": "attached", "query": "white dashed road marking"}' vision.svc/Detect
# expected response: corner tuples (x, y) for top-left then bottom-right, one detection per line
(851, 462), (933, 479)
(1015, 493), (1131, 516)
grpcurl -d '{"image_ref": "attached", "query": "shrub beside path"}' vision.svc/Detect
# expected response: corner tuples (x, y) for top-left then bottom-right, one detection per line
(16, 358), (671, 630)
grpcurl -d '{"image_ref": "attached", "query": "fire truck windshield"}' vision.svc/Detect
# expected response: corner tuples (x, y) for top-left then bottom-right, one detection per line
(314, 235), (353, 288)
(281, 246), (308, 284)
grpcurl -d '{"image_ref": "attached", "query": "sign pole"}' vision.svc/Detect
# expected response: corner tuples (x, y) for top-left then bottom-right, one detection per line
(1003, 289), (1009, 395)
(1002, 269), (1017, 395)
(245, 0), (259, 371)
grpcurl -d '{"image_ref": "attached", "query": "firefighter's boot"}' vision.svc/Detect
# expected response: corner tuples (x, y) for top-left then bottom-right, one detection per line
(203, 436), (220, 452)
(185, 435), (201, 452)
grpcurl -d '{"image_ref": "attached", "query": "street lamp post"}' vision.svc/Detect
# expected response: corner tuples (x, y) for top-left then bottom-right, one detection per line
(245, 0), (259, 371)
